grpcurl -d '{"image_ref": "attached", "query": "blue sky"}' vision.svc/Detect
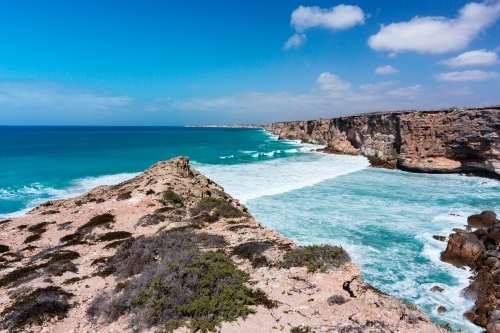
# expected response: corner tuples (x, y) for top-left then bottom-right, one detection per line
(0, 0), (499, 125)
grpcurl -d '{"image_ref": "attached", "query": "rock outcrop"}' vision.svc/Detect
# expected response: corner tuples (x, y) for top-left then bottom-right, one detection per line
(265, 106), (500, 178)
(442, 211), (500, 332)
(0, 157), (450, 333)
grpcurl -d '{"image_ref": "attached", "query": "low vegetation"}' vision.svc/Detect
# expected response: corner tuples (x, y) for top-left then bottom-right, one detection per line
(232, 241), (274, 268)
(0, 286), (73, 330)
(0, 245), (9, 253)
(78, 213), (115, 231)
(116, 191), (132, 201)
(88, 229), (275, 332)
(190, 197), (242, 221)
(159, 189), (183, 206)
(97, 231), (132, 242)
(327, 294), (348, 305)
(280, 244), (350, 273)
(136, 213), (167, 227)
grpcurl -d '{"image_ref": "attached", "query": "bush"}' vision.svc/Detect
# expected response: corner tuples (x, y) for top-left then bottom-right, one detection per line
(97, 231), (132, 242)
(78, 213), (115, 230)
(46, 259), (78, 276)
(196, 233), (228, 248)
(24, 234), (41, 244)
(327, 294), (348, 305)
(57, 221), (73, 230)
(160, 189), (183, 206)
(88, 230), (275, 332)
(0, 286), (73, 330)
(281, 245), (350, 273)
(232, 241), (274, 268)
(190, 197), (242, 219)
(0, 245), (9, 253)
(28, 221), (51, 233)
(117, 192), (132, 201)
(136, 214), (167, 227)
(43, 250), (80, 262)
(104, 240), (128, 249)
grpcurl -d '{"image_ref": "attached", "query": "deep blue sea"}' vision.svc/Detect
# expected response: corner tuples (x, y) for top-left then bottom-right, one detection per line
(2, 126), (499, 332)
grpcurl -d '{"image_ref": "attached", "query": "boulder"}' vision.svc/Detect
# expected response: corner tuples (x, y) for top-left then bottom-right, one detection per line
(468, 211), (498, 228)
(441, 231), (486, 267)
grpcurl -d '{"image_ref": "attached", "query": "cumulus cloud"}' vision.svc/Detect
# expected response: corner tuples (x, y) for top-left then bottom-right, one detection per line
(375, 65), (399, 74)
(440, 49), (499, 67)
(317, 72), (351, 91)
(284, 5), (365, 49)
(368, 1), (500, 54)
(433, 70), (500, 81)
(359, 81), (399, 92)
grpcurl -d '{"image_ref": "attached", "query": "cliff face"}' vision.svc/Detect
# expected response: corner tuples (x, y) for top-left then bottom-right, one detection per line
(265, 107), (500, 178)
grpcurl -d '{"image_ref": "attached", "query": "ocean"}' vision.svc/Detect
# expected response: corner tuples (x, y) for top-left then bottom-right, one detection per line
(1, 126), (499, 332)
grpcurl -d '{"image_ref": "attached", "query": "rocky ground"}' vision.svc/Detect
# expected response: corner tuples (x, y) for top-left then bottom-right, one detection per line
(441, 210), (500, 333)
(0, 157), (454, 333)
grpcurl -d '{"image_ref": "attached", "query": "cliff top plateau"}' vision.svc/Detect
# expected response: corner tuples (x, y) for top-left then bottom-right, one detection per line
(0, 157), (451, 333)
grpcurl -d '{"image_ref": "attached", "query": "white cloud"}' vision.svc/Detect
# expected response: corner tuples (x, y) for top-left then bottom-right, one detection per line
(440, 49), (498, 67)
(284, 5), (365, 49)
(375, 65), (399, 74)
(283, 33), (306, 50)
(359, 81), (399, 92)
(317, 72), (351, 91)
(386, 85), (424, 97)
(434, 70), (500, 81)
(388, 52), (397, 58)
(368, 1), (500, 54)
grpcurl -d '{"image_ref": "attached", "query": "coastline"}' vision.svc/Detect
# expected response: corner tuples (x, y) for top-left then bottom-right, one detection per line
(0, 157), (451, 333)
(263, 106), (500, 180)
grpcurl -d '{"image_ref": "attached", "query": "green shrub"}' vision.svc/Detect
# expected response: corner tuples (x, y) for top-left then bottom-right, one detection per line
(281, 245), (350, 273)
(62, 277), (82, 285)
(44, 250), (80, 262)
(232, 241), (273, 268)
(28, 222), (51, 233)
(117, 192), (132, 201)
(0, 286), (73, 329)
(78, 213), (115, 230)
(88, 230), (275, 332)
(190, 197), (242, 219)
(24, 234), (41, 244)
(160, 189), (183, 206)
(97, 231), (132, 242)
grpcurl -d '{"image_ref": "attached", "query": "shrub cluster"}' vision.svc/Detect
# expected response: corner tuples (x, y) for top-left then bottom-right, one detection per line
(232, 241), (273, 268)
(136, 213), (167, 227)
(78, 213), (115, 231)
(190, 197), (242, 221)
(160, 189), (183, 207)
(0, 244), (10, 253)
(0, 286), (73, 330)
(116, 191), (132, 201)
(88, 230), (275, 332)
(280, 244), (350, 273)
(97, 231), (132, 242)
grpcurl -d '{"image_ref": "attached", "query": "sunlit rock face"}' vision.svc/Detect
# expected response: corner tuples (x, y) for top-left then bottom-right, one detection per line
(265, 107), (500, 178)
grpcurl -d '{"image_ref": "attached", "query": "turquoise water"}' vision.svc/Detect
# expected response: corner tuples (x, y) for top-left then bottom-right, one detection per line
(2, 126), (499, 332)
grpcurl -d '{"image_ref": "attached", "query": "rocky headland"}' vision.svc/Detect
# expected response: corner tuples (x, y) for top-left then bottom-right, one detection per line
(264, 106), (500, 179)
(441, 211), (500, 333)
(0, 157), (452, 333)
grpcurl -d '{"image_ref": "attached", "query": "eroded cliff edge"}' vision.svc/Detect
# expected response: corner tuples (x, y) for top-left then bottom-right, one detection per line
(265, 106), (500, 179)
(0, 157), (450, 333)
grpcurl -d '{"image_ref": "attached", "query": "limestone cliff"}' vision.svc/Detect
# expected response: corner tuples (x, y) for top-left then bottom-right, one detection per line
(265, 106), (500, 178)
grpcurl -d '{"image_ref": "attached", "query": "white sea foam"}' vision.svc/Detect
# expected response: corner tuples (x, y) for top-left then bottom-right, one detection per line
(0, 172), (138, 218)
(194, 153), (369, 203)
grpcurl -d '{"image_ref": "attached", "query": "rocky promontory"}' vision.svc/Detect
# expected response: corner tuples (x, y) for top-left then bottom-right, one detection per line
(442, 211), (500, 332)
(265, 106), (500, 179)
(0, 157), (451, 333)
